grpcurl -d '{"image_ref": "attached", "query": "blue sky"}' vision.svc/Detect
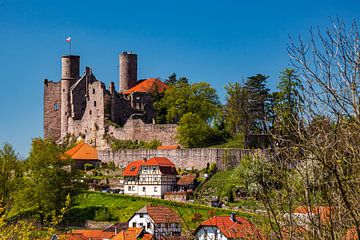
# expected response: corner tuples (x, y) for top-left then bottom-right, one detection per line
(0, 0), (359, 157)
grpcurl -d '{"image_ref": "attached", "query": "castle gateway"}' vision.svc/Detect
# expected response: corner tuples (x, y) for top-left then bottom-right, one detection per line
(44, 52), (177, 149)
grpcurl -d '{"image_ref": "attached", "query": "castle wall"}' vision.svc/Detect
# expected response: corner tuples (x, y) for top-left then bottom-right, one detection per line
(98, 148), (266, 170)
(106, 119), (177, 146)
(44, 80), (61, 140)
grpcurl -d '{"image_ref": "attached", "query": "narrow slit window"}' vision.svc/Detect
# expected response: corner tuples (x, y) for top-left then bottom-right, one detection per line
(53, 103), (59, 111)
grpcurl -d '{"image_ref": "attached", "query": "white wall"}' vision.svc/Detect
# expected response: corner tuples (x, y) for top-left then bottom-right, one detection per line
(128, 213), (154, 234)
(196, 226), (228, 240)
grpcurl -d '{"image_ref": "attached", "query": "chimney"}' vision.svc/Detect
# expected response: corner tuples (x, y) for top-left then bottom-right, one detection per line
(230, 212), (236, 222)
(143, 157), (147, 162)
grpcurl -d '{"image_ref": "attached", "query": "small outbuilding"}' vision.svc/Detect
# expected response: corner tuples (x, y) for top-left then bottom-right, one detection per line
(63, 141), (100, 170)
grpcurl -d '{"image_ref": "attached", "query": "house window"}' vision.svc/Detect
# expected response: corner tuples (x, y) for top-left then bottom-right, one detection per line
(142, 187), (146, 192)
(154, 187), (157, 192)
(132, 222), (136, 227)
(139, 223), (143, 227)
(154, 177), (157, 181)
(128, 186), (131, 191)
(152, 167), (156, 171)
(147, 223), (151, 228)
(94, 101), (96, 107)
(53, 103), (59, 111)
(93, 88), (95, 94)
(132, 186), (135, 191)
(140, 213), (144, 218)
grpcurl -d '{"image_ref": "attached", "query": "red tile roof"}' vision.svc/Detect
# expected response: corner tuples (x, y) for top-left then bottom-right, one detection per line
(293, 206), (331, 223)
(138, 205), (182, 224)
(64, 141), (98, 160)
(123, 160), (144, 177)
(70, 229), (116, 239)
(123, 157), (177, 177)
(122, 78), (168, 94)
(112, 227), (143, 240)
(142, 157), (175, 167)
(198, 215), (264, 239)
(157, 145), (180, 150)
(177, 174), (196, 185)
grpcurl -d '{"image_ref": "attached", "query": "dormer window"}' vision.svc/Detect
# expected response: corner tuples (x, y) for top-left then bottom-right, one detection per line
(130, 166), (136, 171)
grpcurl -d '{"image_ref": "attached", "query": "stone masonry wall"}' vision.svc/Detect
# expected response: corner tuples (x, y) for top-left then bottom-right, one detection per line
(44, 80), (61, 140)
(106, 119), (177, 146)
(98, 148), (266, 170)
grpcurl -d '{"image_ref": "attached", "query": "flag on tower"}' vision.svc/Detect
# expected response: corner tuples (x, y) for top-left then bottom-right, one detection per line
(66, 36), (71, 42)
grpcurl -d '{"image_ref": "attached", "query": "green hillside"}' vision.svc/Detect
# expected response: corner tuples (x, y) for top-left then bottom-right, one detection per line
(67, 191), (261, 231)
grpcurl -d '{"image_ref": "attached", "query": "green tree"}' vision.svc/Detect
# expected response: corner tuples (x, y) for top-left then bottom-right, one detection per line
(164, 73), (188, 86)
(224, 82), (253, 136)
(0, 143), (20, 204)
(11, 138), (83, 225)
(244, 74), (270, 133)
(155, 81), (220, 123)
(176, 112), (215, 147)
(273, 68), (303, 139)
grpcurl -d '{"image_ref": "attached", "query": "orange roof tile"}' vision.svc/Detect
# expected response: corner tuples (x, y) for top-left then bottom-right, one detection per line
(71, 229), (116, 239)
(142, 233), (153, 240)
(343, 226), (360, 240)
(177, 174), (196, 185)
(64, 141), (98, 160)
(123, 160), (144, 177)
(157, 145), (180, 150)
(293, 206), (331, 223)
(122, 78), (168, 94)
(198, 215), (265, 239)
(112, 227), (143, 240)
(145, 205), (182, 224)
(142, 157), (175, 167)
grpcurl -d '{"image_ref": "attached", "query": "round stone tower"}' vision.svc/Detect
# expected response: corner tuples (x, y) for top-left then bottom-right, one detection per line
(60, 55), (80, 138)
(119, 52), (137, 91)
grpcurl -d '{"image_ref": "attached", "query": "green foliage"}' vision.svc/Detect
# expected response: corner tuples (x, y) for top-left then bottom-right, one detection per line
(164, 73), (189, 86)
(70, 191), (260, 231)
(208, 133), (244, 148)
(154, 81), (220, 123)
(176, 113), (215, 148)
(0, 143), (20, 204)
(94, 207), (117, 221)
(84, 163), (95, 171)
(110, 139), (161, 151)
(10, 138), (84, 225)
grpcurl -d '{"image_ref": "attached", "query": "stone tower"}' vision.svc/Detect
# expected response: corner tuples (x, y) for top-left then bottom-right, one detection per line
(60, 55), (80, 138)
(119, 52), (137, 91)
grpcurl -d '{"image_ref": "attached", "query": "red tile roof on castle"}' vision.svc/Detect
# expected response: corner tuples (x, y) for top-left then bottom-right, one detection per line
(198, 215), (265, 239)
(123, 157), (176, 177)
(63, 141), (98, 160)
(122, 78), (169, 94)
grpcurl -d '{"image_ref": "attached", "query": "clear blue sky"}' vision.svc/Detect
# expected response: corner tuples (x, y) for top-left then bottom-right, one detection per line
(0, 0), (359, 158)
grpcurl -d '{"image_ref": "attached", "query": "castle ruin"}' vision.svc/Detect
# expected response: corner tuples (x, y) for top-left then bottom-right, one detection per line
(44, 52), (177, 149)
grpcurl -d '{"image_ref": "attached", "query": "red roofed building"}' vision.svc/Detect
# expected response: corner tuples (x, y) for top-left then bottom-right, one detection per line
(122, 78), (169, 95)
(128, 205), (182, 240)
(156, 145), (181, 150)
(123, 157), (177, 198)
(195, 214), (265, 240)
(63, 141), (100, 169)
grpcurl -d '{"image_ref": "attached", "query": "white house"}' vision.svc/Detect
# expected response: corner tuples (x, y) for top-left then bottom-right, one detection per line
(123, 157), (177, 198)
(195, 213), (264, 240)
(128, 205), (182, 239)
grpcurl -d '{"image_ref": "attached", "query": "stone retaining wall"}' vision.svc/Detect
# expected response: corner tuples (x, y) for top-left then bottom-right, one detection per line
(98, 148), (267, 170)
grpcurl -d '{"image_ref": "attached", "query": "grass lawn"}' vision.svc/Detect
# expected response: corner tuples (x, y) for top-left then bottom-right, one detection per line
(68, 191), (263, 232)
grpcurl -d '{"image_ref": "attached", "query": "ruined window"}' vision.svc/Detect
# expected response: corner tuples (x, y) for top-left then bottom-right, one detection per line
(89, 110), (92, 115)
(94, 101), (96, 107)
(93, 88), (95, 94)
(53, 103), (59, 111)
(63, 88), (65, 92)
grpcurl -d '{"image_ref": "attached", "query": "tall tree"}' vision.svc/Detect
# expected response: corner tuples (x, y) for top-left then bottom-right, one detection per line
(155, 82), (220, 123)
(164, 73), (189, 86)
(0, 143), (20, 205)
(224, 82), (253, 136)
(11, 139), (83, 225)
(244, 74), (270, 133)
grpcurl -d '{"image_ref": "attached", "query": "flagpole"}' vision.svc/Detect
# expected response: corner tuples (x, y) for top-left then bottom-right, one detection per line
(69, 35), (72, 55)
